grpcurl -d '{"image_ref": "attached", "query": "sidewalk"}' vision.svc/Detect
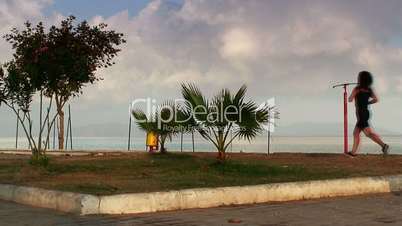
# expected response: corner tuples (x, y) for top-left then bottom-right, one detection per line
(1, 192), (401, 226)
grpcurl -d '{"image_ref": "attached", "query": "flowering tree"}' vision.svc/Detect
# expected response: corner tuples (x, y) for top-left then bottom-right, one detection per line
(4, 16), (125, 149)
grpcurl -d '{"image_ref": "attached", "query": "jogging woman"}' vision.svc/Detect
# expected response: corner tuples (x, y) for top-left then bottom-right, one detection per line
(347, 71), (389, 157)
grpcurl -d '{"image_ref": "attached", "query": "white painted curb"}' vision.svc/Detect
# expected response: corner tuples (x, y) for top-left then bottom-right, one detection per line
(1, 175), (401, 215)
(97, 176), (393, 214)
(0, 185), (99, 214)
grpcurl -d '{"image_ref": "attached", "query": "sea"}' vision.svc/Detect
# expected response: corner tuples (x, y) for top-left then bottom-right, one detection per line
(1, 135), (401, 154)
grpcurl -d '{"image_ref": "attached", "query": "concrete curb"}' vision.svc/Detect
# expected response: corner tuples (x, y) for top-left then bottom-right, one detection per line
(0, 185), (99, 215)
(1, 175), (401, 215)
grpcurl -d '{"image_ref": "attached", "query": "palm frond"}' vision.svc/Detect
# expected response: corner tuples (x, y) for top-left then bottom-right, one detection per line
(179, 84), (275, 158)
(181, 83), (209, 122)
(233, 85), (247, 106)
(236, 100), (263, 141)
(131, 109), (157, 132)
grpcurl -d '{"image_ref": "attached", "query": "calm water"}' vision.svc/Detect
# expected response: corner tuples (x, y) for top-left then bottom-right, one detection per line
(1, 135), (401, 154)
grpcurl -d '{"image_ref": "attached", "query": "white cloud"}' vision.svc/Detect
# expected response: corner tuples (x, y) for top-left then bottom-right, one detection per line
(356, 47), (382, 68)
(94, 0), (402, 100)
(1, 0), (402, 130)
(220, 28), (258, 60)
(2, 0), (402, 100)
(0, 0), (53, 62)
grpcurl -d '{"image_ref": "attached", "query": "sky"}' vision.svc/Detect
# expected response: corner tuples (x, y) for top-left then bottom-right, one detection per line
(1, 0), (402, 136)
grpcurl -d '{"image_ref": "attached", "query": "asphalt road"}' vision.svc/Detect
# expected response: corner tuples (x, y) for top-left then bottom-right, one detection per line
(1, 192), (401, 226)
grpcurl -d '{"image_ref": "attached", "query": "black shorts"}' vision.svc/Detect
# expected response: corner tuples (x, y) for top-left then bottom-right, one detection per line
(356, 109), (370, 129)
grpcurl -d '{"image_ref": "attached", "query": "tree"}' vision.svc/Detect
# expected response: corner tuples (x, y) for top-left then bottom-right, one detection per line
(181, 84), (272, 161)
(4, 16), (125, 149)
(0, 61), (56, 160)
(132, 101), (183, 153)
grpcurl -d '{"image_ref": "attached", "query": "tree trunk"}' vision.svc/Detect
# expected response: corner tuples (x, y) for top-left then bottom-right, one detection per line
(160, 135), (167, 154)
(218, 150), (226, 161)
(217, 130), (226, 161)
(160, 144), (167, 153)
(57, 106), (65, 150)
(32, 148), (40, 160)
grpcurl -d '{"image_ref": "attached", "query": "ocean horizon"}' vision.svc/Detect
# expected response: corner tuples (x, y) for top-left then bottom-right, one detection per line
(1, 135), (401, 155)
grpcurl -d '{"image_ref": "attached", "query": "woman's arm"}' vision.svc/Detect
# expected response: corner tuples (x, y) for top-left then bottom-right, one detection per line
(369, 89), (379, 104)
(348, 88), (357, 102)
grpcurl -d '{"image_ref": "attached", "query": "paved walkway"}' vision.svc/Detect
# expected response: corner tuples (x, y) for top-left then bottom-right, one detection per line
(1, 193), (401, 226)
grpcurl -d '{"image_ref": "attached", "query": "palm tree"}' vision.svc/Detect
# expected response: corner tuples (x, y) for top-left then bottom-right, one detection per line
(132, 101), (181, 153)
(181, 84), (271, 161)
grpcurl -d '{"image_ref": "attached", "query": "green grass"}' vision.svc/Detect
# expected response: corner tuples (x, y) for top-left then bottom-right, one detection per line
(45, 163), (109, 174)
(0, 153), (353, 195)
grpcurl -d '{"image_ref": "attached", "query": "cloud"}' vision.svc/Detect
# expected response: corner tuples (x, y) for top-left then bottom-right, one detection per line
(220, 28), (259, 60)
(3, 0), (401, 104)
(76, 0), (402, 106)
(0, 0), (54, 62)
(1, 0), (402, 132)
(0, 0), (67, 77)
(397, 78), (402, 93)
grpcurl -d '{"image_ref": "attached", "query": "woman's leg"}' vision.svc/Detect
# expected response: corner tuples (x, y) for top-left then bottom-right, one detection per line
(363, 127), (385, 147)
(351, 127), (361, 154)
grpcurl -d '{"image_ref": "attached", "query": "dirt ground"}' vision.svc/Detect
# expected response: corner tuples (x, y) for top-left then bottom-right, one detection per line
(0, 151), (401, 195)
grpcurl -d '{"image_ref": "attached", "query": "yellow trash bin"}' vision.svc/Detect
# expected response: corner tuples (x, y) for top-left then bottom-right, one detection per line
(146, 131), (159, 152)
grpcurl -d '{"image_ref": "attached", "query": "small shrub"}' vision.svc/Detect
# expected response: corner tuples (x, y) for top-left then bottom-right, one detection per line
(29, 155), (50, 168)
